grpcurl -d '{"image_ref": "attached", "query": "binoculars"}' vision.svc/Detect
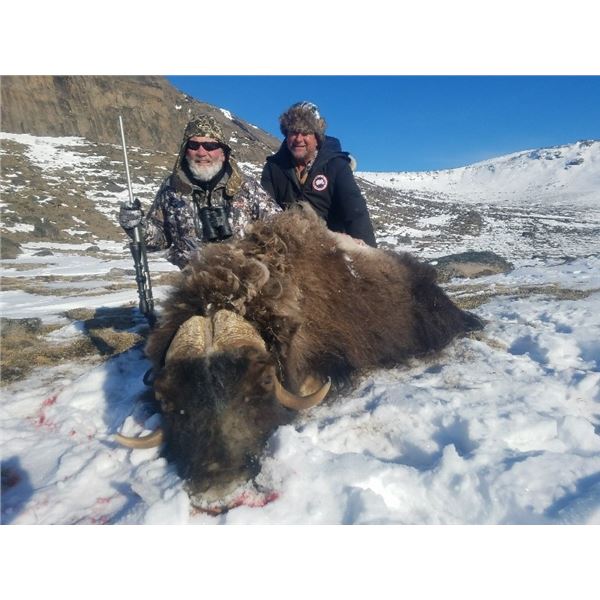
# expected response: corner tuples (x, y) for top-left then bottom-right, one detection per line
(199, 206), (233, 242)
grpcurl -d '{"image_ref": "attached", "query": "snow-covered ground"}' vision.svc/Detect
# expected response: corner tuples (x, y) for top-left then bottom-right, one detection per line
(2, 243), (600, 526)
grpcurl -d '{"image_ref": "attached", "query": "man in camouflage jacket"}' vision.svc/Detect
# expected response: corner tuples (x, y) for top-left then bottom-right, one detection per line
(119, 115), (280, 268)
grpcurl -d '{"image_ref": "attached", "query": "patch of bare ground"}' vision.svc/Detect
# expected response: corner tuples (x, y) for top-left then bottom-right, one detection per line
(0, 263), (52, 272)
(0, 307), (147, 385)
(0, 277), (135, 296)
(0, 269), (176, 297)
(450, 284), (600, 310)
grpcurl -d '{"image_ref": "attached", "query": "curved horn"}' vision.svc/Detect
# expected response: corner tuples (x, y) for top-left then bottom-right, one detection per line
(211, 309), (266, 352)
(166, 315), (210, 364)
(274, 377), (331, 411)
(114, 428), (164, 449)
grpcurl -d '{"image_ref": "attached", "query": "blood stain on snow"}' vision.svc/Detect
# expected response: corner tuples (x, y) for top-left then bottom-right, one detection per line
(230, 490), (280, 509)
(190, 490), (280, 517)
(27, 394), (59, 431)
(88, 515), (110, 525)
(42, 395), (58, 408)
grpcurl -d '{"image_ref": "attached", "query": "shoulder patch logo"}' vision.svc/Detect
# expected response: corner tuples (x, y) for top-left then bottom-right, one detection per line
(312, 174), (328, 192)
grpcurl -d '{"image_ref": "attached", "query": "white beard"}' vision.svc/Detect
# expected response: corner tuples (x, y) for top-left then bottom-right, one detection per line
(187, 156), (225, 182)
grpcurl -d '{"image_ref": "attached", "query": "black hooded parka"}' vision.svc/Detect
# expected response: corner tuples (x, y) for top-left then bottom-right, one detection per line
(261, 136), (377, 247)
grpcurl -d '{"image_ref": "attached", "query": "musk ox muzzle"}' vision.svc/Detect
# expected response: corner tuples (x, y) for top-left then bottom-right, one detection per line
(115, 204), (484, 509)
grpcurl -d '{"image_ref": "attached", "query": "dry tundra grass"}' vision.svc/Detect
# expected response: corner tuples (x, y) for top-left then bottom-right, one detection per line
(0, 308), (146, 384)
(1, 266), (595, 385)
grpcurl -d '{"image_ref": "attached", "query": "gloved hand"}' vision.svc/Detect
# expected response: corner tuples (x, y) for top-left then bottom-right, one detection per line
(119, 199), (144, 230)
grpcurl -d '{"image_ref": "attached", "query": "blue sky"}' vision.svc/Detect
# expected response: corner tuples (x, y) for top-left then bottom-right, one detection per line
(167, 76), (600, 172)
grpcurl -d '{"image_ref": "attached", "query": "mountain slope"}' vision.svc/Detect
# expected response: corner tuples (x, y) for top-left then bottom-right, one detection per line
(0, 76), (281, 251)
(0, 75), (280, 164)
(358, 140), (600, 208)
(2, 131), (599, 263)
(2, 78), (599, 262)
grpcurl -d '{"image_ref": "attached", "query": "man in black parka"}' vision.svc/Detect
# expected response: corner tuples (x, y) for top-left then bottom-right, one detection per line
(261, 102), (377, 247)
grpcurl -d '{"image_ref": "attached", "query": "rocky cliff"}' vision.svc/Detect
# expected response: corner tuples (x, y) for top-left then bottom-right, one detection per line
(1, 76), (280, 163)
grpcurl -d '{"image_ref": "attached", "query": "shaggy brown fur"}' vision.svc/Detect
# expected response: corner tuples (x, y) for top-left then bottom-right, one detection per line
(147, 203), (481, 390)
(144, 203), (483, 504)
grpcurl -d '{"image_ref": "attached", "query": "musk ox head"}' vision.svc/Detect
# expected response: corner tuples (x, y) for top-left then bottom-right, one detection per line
(116, 309), (330, 506)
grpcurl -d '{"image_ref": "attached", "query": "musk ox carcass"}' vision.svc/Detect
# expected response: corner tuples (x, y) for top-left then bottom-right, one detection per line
(116, 203), (483, 509)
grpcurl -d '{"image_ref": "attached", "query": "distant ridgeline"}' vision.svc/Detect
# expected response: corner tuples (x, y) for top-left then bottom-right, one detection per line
(358, 139), (600, 208)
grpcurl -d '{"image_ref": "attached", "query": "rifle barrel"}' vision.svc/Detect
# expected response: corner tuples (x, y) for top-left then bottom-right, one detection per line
(118, 115), (136, 206)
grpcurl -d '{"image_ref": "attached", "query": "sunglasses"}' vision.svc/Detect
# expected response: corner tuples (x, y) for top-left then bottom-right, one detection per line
(187, 140), (223, 151)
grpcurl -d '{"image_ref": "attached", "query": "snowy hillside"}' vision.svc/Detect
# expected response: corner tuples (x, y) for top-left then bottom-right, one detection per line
(359, 140), (600, 208)
(2, 132), (600, 525)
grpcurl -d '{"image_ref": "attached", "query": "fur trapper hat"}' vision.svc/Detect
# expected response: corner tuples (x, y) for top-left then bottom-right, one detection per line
(279, 102), (327, 143)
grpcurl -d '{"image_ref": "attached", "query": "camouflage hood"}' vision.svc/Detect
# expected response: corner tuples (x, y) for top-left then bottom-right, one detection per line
(171, 115), (242, 196)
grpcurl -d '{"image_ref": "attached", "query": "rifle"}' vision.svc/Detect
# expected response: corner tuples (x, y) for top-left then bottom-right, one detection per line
(118, 115), (156, 328)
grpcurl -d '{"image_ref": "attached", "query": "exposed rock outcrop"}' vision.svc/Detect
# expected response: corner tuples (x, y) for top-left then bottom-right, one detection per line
(431, 251), (514, 282)
(1, 76), (280, 163)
